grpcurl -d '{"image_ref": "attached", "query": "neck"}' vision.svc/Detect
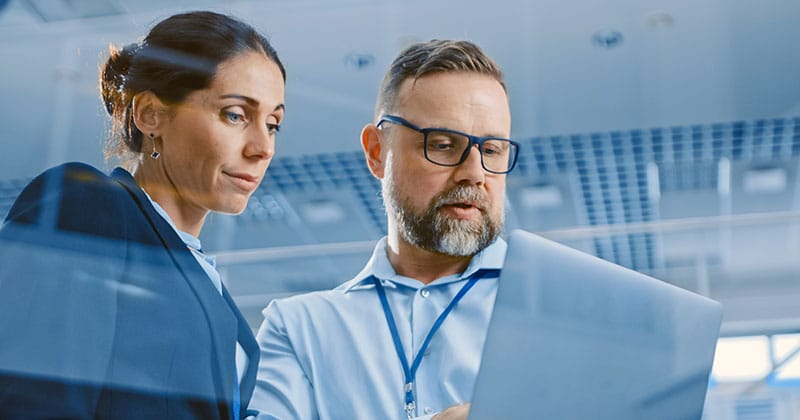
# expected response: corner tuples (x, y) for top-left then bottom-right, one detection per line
(385, 232), (474, 285)
(133, 164), (207, 237)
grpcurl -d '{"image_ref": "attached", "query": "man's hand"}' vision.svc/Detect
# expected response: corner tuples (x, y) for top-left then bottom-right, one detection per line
(432, 403), (470, 420)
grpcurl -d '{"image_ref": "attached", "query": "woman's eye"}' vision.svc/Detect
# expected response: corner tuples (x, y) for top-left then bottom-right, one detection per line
(267, 123), (281, 135)
(224, 111), (245, 124)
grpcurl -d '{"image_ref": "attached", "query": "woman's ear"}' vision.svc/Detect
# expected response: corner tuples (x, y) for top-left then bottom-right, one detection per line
(361, 123), (386, 179)
(131, 91), (167, 135)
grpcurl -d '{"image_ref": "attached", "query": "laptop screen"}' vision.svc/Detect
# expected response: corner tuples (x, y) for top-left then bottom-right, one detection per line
(469, 230), (722, 420)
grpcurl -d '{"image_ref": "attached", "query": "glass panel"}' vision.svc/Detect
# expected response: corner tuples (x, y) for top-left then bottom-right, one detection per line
(711, 336), (771, 382)
(772, 334), (800, 382)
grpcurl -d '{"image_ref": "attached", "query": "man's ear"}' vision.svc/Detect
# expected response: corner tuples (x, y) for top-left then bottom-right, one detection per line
(131, 91), (167, 135)
(361, 123), (386, 179)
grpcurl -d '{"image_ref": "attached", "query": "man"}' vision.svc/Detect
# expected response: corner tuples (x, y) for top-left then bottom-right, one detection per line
(250, 39), (519, 420)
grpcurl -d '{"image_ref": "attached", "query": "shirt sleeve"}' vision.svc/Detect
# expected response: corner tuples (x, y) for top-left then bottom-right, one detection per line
(250, 300), (319, 420)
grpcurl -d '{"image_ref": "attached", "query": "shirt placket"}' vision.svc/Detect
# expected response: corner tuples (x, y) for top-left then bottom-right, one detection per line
(410, 284), (444, 417)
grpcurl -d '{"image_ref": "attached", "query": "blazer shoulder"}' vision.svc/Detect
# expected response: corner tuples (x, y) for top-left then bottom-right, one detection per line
(4, 162), (132, 238)
(56, 162), (118, 191)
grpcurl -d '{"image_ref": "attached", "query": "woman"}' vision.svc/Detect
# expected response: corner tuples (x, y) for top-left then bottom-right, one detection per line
(0, 11), (285, 419)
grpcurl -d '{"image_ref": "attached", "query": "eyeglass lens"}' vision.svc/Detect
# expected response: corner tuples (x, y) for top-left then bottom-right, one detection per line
(424, 130), (516, 173)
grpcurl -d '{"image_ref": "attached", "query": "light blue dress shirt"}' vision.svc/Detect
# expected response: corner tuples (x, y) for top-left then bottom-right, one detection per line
(250, 237), (507, 420)
(141, 189), (221, 291)
(143, 190), (248, 400)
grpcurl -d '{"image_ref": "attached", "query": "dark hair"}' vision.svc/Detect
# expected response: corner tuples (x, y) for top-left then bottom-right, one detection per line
(374, 39), (505, 119)
(100, 11), (285, 163)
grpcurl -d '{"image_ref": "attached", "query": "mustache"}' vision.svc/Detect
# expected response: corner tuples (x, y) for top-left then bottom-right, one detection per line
(431, 185), (489, 212)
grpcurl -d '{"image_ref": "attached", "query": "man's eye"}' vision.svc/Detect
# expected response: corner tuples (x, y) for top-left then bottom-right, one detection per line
(482, 141), (509, 157)
(429, 141), (455, 151)
(427, 134), (458, 151)
(483, 145), (502, 156)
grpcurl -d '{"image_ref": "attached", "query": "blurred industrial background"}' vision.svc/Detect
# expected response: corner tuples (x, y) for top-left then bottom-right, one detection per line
(1, 0), (799, 418)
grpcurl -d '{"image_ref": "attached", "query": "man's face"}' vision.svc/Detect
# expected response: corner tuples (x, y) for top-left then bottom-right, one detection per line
(379, 72), (511, 256)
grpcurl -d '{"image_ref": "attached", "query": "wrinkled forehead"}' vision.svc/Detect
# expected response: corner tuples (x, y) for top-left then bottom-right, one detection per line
(393, 72), (511, 136)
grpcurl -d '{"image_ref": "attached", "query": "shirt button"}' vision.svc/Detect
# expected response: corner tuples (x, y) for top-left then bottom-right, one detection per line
(420, 289), (430, 298)
(424, 407), (435, 414)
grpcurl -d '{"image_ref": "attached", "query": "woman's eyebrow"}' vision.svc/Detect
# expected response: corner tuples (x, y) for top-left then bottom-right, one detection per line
(219, 94), (285, 112)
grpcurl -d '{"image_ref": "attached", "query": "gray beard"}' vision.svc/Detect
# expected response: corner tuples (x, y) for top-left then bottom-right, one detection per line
(383, 177), (503, 257)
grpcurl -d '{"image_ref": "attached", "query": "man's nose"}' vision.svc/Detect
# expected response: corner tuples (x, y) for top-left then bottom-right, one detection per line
(452, 145), (486, 185)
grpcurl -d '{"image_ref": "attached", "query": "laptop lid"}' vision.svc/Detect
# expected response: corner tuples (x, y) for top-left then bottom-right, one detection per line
(469, 230), (723, 420)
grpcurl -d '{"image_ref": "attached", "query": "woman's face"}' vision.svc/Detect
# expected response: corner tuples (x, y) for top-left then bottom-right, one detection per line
(156, 51), (285, 218)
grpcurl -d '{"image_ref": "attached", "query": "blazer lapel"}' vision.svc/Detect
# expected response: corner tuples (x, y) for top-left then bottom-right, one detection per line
(111, 168), (238, 413)
(222, 285), (260, 408)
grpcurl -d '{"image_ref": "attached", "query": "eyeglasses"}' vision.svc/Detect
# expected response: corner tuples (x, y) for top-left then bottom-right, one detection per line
(377, 114), (519, 174)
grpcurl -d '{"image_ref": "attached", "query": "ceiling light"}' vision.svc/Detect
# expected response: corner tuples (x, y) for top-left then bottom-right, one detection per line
(645, 11), (675, 29)
(344, 53), (374, 71)
(591, 30), (623, 49)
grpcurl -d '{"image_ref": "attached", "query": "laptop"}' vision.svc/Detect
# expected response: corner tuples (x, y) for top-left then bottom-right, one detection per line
(469, 230), (723, 420)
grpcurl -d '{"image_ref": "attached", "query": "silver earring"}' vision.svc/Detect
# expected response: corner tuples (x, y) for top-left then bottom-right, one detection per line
(149, 133), (160, 159)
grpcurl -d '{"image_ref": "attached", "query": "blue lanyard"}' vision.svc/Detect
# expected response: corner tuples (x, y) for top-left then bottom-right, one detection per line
(233, 370), (240, 419)
(372, 269), (499, 419)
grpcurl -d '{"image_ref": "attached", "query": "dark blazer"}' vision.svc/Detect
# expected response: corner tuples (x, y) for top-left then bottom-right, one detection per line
(0, 162), (259, 419)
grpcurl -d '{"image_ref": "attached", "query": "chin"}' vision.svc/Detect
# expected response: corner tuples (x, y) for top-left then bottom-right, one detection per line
(214, 199), (249, 215)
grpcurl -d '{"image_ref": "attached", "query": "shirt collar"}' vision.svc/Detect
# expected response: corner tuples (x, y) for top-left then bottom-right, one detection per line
(140, 187), (213, 267)
(341, 236), (507, 292)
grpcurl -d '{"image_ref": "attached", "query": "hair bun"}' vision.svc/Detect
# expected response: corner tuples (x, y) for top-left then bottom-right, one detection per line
(100, 42), (139, 117)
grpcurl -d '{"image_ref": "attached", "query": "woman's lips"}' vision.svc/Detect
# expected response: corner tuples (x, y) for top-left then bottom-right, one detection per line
(224, 171), (260, 192)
